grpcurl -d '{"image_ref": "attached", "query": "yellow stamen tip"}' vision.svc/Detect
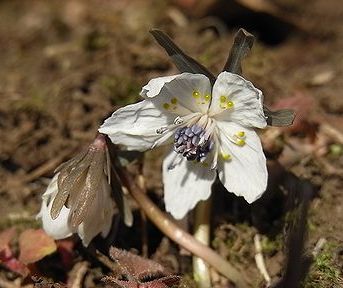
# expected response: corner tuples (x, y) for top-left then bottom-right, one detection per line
(204, 94), (211, 102)
(227, 101), (234, 108)
(236, 139), (245, 146)
(192, 90), (200, 98)
(221, 153), (231, 161)
(171, 97), (178, 104)
(220, 95), (227, 103)
(237, 131), (245, 138)
(163, 103), (170, 110)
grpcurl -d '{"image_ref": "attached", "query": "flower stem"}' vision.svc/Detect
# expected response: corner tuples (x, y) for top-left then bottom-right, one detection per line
(117, 168), (249, 288)
(193, 198), (212, 288)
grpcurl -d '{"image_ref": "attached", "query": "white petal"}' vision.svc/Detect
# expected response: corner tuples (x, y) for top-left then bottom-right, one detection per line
(216, 121), (267, 203)
(162, 151), (216, 219)
(140, 75), (178, 98)
(78, 176), (115, 246)
(149, 73), (212, 115)
(209, 72), (267, 128)
(37, 174), (73, 240)
(99, 100), (173, 151)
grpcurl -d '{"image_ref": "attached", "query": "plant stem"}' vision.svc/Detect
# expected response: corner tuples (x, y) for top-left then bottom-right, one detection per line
(117, 168), (248, 288)
(193, 198), (212, 288)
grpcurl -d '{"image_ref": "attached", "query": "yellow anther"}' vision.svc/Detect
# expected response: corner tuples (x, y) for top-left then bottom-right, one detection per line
(192, 90), (200, 98)
(220, 100), (234, 109)
(163, 103), (170, 110)
(236, 139), (245, 146)
(220, 95), (227, 103)
(204, 94), (211, 102)
(170, 97), (178, 104)
(237, 131), (245, 138)
(221, 153), (231, 161)
(227, 101), (234, 108)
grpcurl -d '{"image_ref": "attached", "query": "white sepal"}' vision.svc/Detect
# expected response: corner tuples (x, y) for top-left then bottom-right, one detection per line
(162, 151), (216, 219)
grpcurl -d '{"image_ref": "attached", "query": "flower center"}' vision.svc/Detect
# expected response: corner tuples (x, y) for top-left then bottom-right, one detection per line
(174, 124), (214, 162)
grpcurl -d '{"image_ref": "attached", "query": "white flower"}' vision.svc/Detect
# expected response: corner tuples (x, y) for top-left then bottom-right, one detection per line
(99, 72), (268, 219)
(37, 135), (115, 246)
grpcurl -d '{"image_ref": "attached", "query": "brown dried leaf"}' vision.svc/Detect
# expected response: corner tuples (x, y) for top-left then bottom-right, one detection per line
(110, 247), (169, 279)
(105, 247), (181, 288)
(103, 275), (180, 288)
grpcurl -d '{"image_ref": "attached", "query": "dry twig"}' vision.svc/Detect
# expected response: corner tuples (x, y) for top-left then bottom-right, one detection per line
(68, 261), (89, 288)
(254, 234), (271, 286)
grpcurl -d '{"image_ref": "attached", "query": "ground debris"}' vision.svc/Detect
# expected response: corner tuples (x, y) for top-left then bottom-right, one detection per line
(101, 247), (181, 288)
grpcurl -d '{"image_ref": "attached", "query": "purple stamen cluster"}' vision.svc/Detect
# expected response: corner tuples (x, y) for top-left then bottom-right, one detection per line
(174, 125), (213, 162)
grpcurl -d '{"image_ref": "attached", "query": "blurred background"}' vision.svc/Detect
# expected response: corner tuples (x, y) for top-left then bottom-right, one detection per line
(0, 0), (342, 287)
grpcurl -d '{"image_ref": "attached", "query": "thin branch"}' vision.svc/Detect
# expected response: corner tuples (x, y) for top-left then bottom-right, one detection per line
(68, 262), (89, 288)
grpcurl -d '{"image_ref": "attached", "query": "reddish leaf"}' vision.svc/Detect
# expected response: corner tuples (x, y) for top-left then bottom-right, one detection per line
(1, 257), (30, 277)
(57, 239), (75, 269)
(0, 228), (16, 250)
(0, 228), (29, 277)
(272, 92), (319, 141)
(272, 92), (317, 132)
(18, 229), (57, 264)
(103, 247), (180, 288)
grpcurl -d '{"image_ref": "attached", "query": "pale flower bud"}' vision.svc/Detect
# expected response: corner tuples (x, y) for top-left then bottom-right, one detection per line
(37, 134), (115, 246)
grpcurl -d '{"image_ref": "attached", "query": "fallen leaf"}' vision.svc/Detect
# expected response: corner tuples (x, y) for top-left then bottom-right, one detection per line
(57, 239), (75, 270)
(102, 247), (180, 288)
(18, 229), (57, 265)
(0, 228), (16, 250)
(0, 228), (29, 277)
(1, 257), (30, 277)
(272, 91), (318, 140)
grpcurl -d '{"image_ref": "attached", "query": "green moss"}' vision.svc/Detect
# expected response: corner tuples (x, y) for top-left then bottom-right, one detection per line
(177, 275), (197, 288)
(304, 242), (343, 287)
(83, 30), (109, 51)
(12, 88), (48, 113)
(261, 234), (283, 255)
(329, 144), (343, 158)
(101, 75), (140, 106)
(0, 216), (41, 232)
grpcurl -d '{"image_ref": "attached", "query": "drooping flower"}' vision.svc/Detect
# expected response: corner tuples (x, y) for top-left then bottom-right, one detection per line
(99, 72), (268, 219)
(37, 134), (115, 246)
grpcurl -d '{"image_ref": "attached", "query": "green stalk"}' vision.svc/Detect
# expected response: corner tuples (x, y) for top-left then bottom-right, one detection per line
(193, 198), (212, 288)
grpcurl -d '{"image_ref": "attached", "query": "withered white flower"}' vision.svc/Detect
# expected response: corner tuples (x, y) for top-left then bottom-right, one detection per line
(37, 135), (115, 246)
(99, 72), (268, 219)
